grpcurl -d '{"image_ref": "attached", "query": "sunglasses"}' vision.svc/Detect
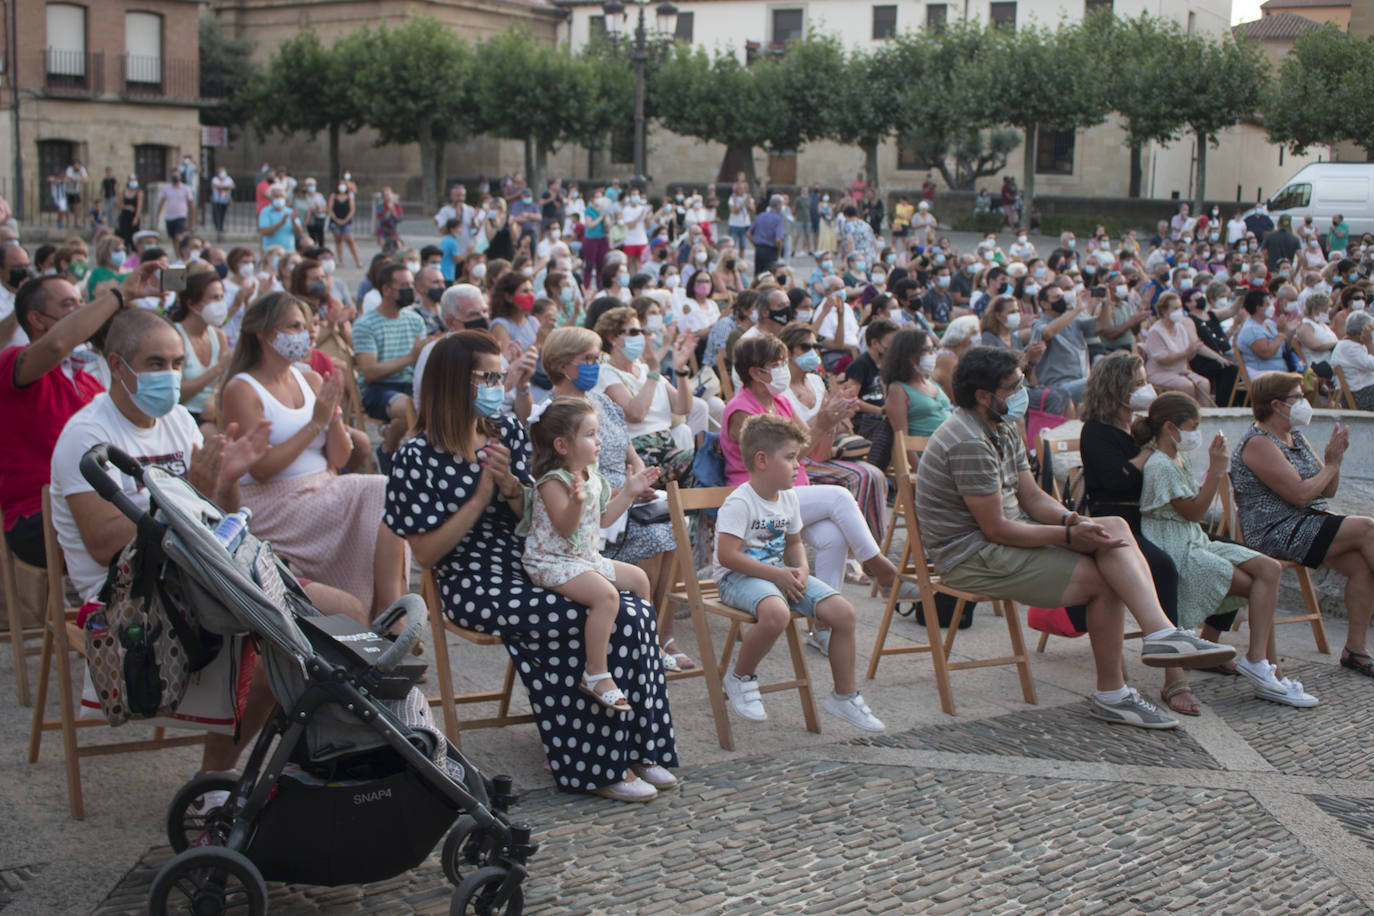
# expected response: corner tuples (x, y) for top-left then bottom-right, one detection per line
(471, 371), (503, 386)
(794, 342), (818, 352)
(620, 328), (644, 337)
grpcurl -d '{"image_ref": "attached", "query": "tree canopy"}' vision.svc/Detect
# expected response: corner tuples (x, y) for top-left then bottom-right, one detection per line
(1266, 25), (1374, 158)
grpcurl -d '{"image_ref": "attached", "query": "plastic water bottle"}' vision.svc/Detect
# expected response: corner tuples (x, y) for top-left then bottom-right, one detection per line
(213, 508), (251, 552)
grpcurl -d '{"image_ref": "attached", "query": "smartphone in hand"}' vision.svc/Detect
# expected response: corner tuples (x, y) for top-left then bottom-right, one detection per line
(161, 266), (187, 293)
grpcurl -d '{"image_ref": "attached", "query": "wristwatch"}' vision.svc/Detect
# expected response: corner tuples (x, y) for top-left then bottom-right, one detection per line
(646, 370), (662, 381)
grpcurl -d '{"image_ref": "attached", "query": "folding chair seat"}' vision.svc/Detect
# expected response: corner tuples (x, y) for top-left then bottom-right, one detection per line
(866, 433), (1037, 715)
(664, 482), (820, 751)
(420, 570), (534, 747)
(27, 488), (203, 819)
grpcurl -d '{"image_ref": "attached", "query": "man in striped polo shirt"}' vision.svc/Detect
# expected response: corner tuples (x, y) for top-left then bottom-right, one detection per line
(914, 346), (1235, 730)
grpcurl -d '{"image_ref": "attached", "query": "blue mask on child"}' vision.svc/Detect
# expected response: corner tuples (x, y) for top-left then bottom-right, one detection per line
(999, 387), (1029, 421)
(573, 361), (600, 392)
(794, 350), (822, 372)
(121, 368), (182, 419)
(474, 384), (504, 417)
(621, 335), (645, 361)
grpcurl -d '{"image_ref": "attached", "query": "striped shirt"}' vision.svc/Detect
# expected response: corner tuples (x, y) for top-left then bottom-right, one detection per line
(353, 307), (424, 385)
(914, 407), (1029, 574)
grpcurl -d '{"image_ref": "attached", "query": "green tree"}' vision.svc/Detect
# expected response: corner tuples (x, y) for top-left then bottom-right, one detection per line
(1265, 25), (1374, 159)
(242, 30), (366, 190)
(355, 19), (480, 212)
(198, 17), (258, 132)
(799, 37), (906, 188)
(978, 22), (1111, 220)
(653, 46), (772, 183)
(573, 44), (637, 174)
(1179, 31), (1269, 212)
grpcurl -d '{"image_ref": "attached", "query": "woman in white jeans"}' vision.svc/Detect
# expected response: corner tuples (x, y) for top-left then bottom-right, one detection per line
(721, 334), (896, 648)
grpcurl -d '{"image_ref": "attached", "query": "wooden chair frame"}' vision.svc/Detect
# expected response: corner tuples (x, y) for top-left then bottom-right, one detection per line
(1228, 352), (1253, 408)
(870, 436), (928, 599)
(1216, 474), (1330, 653)
(715, 348), (734, 402)
(27, 488), (204, 820)
(664, 482), (820, 751)
(1333, 365), (1359, 410)
(866, 433), (1037, 715)
(0, 508), (45, 706)
(420, 571), (534, 747)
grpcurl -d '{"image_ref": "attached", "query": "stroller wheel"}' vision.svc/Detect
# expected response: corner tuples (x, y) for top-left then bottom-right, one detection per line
(167, 774), (241, 853)
(148, 846), (268, 916)
(442, 815), (488, 886)
(450, 866), (523, 916)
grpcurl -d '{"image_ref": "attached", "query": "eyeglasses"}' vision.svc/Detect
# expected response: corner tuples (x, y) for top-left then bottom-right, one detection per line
(795, 342), (818, 352)
(471, 371), (503, 386)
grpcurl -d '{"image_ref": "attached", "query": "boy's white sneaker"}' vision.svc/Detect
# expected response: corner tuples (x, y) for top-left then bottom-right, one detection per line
(723, 672), (767, 721)
(824, 691), (886, 732)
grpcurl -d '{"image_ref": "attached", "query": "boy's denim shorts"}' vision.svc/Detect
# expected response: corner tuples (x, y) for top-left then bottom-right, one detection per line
(717, 571), (838, 619)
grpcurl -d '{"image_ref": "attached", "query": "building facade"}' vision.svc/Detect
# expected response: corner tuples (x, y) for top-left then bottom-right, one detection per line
(0, 0), (210, 220)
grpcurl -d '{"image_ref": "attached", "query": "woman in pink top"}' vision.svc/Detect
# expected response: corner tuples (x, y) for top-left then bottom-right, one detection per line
(1144, 292), (1226, 406)
(722, 334), (896, 613)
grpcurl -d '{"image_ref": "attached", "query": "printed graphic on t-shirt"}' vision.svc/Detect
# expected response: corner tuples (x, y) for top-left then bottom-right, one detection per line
(746, 517), (787, 567)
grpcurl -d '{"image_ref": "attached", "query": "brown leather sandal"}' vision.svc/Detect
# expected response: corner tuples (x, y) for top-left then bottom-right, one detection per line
(1161, 681), (1201, 716)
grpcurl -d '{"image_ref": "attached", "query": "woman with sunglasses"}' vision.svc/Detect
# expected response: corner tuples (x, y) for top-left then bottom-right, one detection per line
(593, 306), (697, 484)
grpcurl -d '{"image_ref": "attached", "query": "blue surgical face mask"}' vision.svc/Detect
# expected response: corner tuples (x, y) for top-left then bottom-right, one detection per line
(618, 273), (630, 288)
(1349, 272), (1360, 284)
(474, 383), (504, 417)
(111, 250), (128, 268)
(999, 387), (1029, 421)
(560, 286), (574, 305)
(821, 259), (833, 271)
(853, 261), (867, 273)
(937, 275), (951, 289)
(120, 365), (181, 418)
(620, 335), (645, 361)
(794, 349), (821, 372)
(573, 360), (601, 391)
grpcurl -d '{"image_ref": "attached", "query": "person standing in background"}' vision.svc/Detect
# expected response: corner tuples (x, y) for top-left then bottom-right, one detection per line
(178, 154), (200, 221)
(211, 167), (234, 240)
(63, 159), (88, 230)
(100, 167), (119, 228)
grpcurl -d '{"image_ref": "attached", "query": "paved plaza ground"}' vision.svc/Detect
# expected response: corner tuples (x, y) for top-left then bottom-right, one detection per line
(2, 229), (1372, 914)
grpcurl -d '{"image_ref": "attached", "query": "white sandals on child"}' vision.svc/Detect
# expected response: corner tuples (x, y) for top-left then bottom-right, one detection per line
(580, 670), (632, 712)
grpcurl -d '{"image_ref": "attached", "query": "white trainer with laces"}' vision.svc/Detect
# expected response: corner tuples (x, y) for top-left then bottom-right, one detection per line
(823, 692), (886, 732)
(1236, 657), (1319, 708)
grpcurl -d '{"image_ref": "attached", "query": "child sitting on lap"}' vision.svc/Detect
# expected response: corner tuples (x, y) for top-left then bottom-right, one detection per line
(714, 414), (885, 731)
(523, 397), (659, 713)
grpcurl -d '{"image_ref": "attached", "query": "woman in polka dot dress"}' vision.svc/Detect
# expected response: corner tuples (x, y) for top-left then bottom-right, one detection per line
(520, 397), (659, 715)
(385, 331), (678, 803)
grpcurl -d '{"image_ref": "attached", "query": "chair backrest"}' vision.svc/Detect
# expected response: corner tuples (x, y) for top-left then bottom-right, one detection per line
(1037, 434), (1081, 502)
(665, 482), (735, 606)
(1212, 473), (1241, 542)
(1334, 364), (1358, 410)
(715, 348), (734, 401)
(890, 432), (935, 583)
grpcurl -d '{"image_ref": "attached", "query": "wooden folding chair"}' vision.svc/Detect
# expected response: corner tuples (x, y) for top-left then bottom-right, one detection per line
(1333, 365), (1359, 410)
(1037, 434), (1082, 506)
(1217, 474), (1330, 653)
(420, 570), (534, 747)
(0, 509), (46, 706)
(664, 481), (820, 751)
(870, 435), (928, 598)
(715, 348), (734, 401)
(866, 433), (1038, 715)
(28, 488), (204, 819)
(1228, 352), (1253, 408)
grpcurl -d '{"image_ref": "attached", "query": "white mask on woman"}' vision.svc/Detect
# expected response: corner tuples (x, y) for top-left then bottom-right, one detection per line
(765, 364), (791, 396)
(1176, 428), (1203, 452)
(1287, 398), (1313, 428)
(918, 353), (937, 375)
(1128, 383), (1157, 411)
(1004, 311), (1022, 330)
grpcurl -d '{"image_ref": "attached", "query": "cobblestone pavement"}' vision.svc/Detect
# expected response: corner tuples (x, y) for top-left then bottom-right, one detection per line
(88, 660), (1374, 914)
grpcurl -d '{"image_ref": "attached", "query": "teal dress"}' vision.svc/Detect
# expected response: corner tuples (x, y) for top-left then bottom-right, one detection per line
(1140, 451), (1257, 629)
(898, 381), (951, 437)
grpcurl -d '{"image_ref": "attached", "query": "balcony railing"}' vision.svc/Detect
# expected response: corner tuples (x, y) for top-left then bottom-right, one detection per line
(42, 49), (105, 96)
(39, 51), (222, 103)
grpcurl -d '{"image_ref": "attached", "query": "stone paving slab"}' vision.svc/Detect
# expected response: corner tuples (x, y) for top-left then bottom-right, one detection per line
(0, 865), (42, 913)
(848, 699), (1223, 770)
(1311, 796), (1374, 857)
(94, 758), (1372, 915)
(1189, 663), (1374, 780)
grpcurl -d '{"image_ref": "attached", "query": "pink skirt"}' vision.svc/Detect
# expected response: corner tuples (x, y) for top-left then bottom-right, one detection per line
(240, 469), (395, 610)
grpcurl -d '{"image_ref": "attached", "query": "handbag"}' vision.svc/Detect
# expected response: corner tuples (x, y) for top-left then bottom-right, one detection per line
(1025, 389), (1066, 454)
(691, 365), (721, 400)
(831, 432), (872, 461)
(629, 493), (670, 526)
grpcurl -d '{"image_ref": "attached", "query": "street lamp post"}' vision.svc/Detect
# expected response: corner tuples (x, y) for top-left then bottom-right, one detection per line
(602, 0), (676, 186)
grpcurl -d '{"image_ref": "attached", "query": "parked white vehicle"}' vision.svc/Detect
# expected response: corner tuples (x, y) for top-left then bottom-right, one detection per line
(1248, 163), (1374, 240)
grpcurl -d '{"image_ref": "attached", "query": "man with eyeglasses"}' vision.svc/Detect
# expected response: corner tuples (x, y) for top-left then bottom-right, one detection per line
(914, 347), (1235, 730)
(0, 261), (153, 566)
(0, 242), (34, 349)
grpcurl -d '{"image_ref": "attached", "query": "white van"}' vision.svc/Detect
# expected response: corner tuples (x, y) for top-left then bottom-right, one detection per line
(1254, 163), (1374, 240)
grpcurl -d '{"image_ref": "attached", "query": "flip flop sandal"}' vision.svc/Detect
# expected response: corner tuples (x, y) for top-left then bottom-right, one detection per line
(1161, 681), (1201, 716)
(580, 671), (632, 712)
(1341, 649), (1374, 678)
(660, 638), (697, 672)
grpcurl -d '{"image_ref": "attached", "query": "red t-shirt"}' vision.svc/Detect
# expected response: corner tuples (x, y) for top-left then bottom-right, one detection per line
(308, 348), (335, 379)
(0, 345), (104, 528)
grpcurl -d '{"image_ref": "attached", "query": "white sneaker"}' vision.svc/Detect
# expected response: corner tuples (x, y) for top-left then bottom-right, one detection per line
(1236, 657), (1319, 708)
(807, 629), (831, 657)
(723, 672), (767, 721)
(590, 776), (658, 803)
(823, 691), (886, 732)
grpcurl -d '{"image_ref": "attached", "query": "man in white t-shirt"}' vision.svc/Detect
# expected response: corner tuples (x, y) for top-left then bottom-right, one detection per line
(728, 189), (754, 253)
(814, 278), (861, 371)
(433, 184), (474, 238)
(620, 190), (650, 273)
(50, 307), (276, 774)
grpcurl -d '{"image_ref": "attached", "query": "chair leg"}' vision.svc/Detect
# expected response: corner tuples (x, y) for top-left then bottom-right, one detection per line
(27, 627), (54, 763)
(430, 613), (461, 747)
(689, 601), (734, 751)
(52, 619), (84, 819)
(1035, 630), (1050, 653)
(719, 621), (740, 676)
(1001, 600), (1038, 705)
(942, 599), (967, 658)
(866, 583), (903, 680)
(496, 658), (517, 718)
(1295, 568), (1331, 654)
(921, 586), (957, 715)
(784, 619), (821, 734)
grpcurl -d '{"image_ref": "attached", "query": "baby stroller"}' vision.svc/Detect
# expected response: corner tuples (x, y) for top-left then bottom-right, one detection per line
(78, 444), (536, 916)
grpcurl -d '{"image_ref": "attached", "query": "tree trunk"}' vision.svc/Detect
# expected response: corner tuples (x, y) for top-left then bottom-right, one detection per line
(1128, 142), (1142, 199)
(523, 139), (534, 185)
(719, 144), (755, 185)
(864, 140), (880, 192)
(328, 124), (342, 194)
(433, 139), (447, 207)
(1021, 123), (1037, 230)
(418, 130), (437, 214)
(1193, 132), (1208, 216)
(531, 140), (550, 197)
(936, 160), (960, 191)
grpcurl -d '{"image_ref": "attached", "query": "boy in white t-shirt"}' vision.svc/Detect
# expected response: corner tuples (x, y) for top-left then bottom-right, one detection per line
(713, 414), (884, 732)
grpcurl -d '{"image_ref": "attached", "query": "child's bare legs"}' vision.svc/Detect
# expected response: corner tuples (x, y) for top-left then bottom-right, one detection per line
(734, 597), (790, 678)
(1229, 556), (1282, 664)
(555, 571), (623, 698)
(815, 595), (856, 694)
(611, 560), (650, 601)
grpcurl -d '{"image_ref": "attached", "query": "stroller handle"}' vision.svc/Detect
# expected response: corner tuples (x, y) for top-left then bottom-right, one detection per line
(80, 444), (167, 542)
(373, 593), (426, 672)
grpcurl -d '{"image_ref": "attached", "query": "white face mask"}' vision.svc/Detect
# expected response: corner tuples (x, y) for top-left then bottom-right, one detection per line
(471, 263), (487, 280)
(1004, 311), (1021, 330)
(918, 353), (937, 375)
(1017, 235), (1028, 244)
(663, 274), (680, 289)
(646, 314), (664, 332)
(1128, 383), (1157, 411)
(237, 263), (254, 279)
(405, 260), (421, 274)
(199, 299), (229, 327)
(1263, 305), (1275, 320)
(1114, 284), (1129, 300)
(765, 364), (791, 395)
(1287, 398), (1313, 428)
(338, 184), (347, 193)
(320, 258), (336, 275)
(1176, 428), (1203, 452)
(695, 252), (708, 264)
